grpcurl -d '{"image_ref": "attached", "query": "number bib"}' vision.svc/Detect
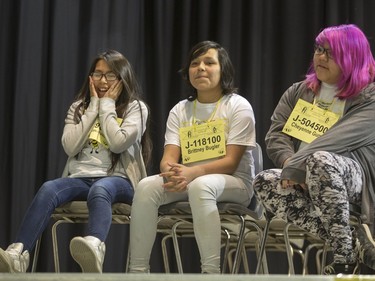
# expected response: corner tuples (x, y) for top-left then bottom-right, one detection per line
(179, 119), (226, 164)
(282, 99), (339, 143)
(89, 118), (123, 148)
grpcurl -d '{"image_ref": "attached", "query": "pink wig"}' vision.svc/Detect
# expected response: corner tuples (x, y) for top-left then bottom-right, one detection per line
(305, 24), (375, 99)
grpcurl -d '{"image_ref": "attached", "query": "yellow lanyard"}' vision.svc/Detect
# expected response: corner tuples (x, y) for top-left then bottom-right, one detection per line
(313, 97), (338, 112)
(192, 97), (222, 125)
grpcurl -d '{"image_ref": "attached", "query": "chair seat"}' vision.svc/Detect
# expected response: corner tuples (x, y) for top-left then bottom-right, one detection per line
(157, 196), (265, 273)
(53, 201), (131, 215)
(32, 201), (132, 272)
(159, 198), (263, 220)
(256, 202), (364, 275)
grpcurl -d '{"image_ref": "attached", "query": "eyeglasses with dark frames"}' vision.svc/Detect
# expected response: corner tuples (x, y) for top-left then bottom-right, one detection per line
(91, 72), (118, 81)
(314, 44), (333, 60)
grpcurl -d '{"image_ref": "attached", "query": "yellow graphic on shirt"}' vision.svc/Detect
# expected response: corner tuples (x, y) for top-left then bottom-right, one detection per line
(282, 99), (340, 143)
(89, 118), (123, 148)
(180, 119), (226, 164)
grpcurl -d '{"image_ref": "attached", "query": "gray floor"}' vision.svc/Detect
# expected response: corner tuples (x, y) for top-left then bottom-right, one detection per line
(0, 273), (372, 281)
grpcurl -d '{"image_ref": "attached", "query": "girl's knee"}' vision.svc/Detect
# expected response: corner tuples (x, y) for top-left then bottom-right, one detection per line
(133, 176), (164, 201)
(188, 178), (215, 198)
(87, 185), (112, 205)
(36, 181), (59, 201)
(253, 169), (280, 192)
(30, 181), (61, 210)
(138, 176), (160, 192)
(187, 178), (219, 209)
(306, 151), (331, 167)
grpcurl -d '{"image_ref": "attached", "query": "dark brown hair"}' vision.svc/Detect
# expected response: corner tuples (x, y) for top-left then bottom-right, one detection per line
(73, 50), (152, 172)
(179, 41), (237, 101)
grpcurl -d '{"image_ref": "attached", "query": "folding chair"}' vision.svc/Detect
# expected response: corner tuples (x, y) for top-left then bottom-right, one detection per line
(31, 201), (131, 272)
(255, 194), (364, 275)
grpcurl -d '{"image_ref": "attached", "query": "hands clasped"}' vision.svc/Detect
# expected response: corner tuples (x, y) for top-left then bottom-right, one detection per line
(159, 163), (192, 192)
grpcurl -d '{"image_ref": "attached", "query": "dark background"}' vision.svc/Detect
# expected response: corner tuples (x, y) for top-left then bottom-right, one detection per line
(1, 0), (375, 273)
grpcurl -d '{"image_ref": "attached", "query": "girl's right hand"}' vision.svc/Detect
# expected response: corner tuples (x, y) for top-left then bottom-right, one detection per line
(89, 76), (98, 98)
(159, 166), (188, 192)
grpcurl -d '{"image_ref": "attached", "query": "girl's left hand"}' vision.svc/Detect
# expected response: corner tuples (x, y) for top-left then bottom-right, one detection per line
(281, 179), (307, 190)
(104, 80), (123, 100)
(166, 163), (198, 185)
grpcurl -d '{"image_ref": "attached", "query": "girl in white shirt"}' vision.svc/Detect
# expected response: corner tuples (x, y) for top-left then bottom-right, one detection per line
(129, 41), (256, 274)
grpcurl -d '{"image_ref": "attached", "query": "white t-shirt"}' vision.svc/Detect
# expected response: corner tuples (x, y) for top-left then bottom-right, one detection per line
(164, 93), (256, 186)
(68, 140), (116, 178)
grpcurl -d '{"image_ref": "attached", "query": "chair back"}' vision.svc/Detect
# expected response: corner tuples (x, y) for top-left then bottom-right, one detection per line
(248, 143), (264, 216)
(253, 142), (263, 175)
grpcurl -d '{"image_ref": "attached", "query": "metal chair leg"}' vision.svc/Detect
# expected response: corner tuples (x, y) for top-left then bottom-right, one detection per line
(31, 238), (41, 272)
(161, 234), (173, 273)
(231, 215), (246, 274)
(319, 241), (329, 275)
(255, 216), (272, 274)
(51, 220), (71, 272)
(171, 221), (188, 274)
(283, 222), (295, 275)
(221, 229), (231, 273)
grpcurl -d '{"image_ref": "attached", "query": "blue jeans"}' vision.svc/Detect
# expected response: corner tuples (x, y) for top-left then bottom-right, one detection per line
(15, 176), (133, 252)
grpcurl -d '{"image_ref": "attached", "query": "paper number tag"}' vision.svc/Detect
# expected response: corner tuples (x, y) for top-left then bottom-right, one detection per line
(179, 119), (226, 164)
(282, 99), (339, 143)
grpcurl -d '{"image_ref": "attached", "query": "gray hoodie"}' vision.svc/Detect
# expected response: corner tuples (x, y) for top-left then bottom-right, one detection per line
(266, 81), (375, 231)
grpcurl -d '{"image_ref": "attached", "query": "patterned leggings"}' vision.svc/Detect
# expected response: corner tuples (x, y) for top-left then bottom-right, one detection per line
(254, 151), (362, 263)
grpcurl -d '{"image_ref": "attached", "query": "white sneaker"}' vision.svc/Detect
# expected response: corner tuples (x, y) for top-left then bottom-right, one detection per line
(70, 236), (105, 273)
(0, 243), (29, 273)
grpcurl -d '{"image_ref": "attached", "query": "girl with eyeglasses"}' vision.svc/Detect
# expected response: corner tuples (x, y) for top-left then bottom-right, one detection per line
(0, 50), (152, 273)
(254, 24), (375, 275)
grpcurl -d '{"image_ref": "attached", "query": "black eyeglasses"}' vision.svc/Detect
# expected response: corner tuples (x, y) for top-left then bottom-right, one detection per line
(91, 72), (118, 81)
(314, 45), (333, 60)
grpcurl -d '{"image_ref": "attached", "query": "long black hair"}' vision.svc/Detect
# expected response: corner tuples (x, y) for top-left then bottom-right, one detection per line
(73, 50), (152, 172)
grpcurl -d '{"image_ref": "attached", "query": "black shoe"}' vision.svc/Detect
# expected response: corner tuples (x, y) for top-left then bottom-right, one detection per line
(355, 224), (375, 270)
(323, 262), (358, 275)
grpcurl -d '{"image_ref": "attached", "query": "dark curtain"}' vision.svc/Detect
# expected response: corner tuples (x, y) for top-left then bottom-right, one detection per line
(1, 0), (375, 273)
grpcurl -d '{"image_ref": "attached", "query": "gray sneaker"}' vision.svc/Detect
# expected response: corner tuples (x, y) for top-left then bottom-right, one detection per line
(0, 243), (29, 273)
(70, 236), (105, 273)
(355, 224), (375, 270)
(323, 261), (359, 275)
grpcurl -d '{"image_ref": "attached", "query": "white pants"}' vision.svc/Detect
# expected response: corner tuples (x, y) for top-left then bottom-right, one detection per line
(129, 173), (252, 273)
